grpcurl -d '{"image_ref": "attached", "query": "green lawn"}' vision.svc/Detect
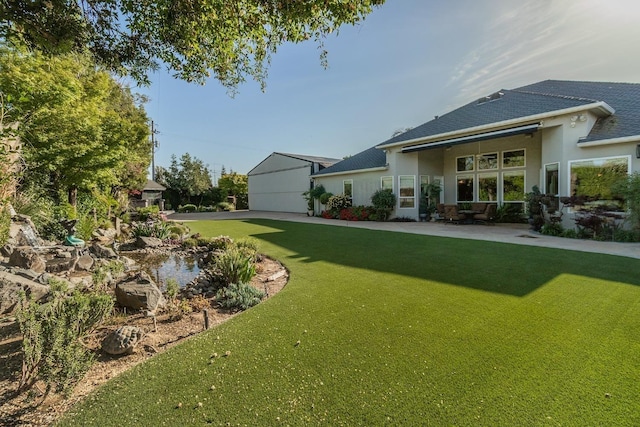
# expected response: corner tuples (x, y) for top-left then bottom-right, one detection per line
(59, 220), (640, 426)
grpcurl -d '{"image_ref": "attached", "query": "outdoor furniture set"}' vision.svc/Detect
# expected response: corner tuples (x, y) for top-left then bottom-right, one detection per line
(440, 203), (497, 225)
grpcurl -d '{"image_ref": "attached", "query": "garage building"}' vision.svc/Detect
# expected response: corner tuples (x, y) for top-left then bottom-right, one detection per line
(248, 152), (339, 213)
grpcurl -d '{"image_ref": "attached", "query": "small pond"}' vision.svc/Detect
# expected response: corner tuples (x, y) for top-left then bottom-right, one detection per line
(124, 252), (201, 289)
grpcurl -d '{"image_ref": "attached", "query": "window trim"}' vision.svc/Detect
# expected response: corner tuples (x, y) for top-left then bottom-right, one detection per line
(477, 152), (499, 170)
(544, 162), (559, 196)
(398, 175), (416, 209)
(456, 174), (475, 202)
(502, 148), (526, 169)
(567, 155), (631, 205)
(477, 172), (499, 202)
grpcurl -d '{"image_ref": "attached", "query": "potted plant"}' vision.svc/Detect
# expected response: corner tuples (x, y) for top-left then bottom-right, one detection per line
(419, 194), (429, 221)
(302, 190), (314, 216)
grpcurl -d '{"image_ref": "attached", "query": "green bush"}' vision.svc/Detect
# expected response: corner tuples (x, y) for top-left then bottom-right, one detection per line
(215, 283), (265, 311)
(179, 204), (197, 213)
(168, 223), (189, 237)
(319, 192), (333, 205)
(208, 235), (234, 251)
(215, 247), (256, 285)
(131, 221), (171, 239)
(181, 237), (198, 248)
(370, 189), (396, 221)
(165, 278), (180, 300)
(540, 222), (564, 236)
(137, 205), (160, 221)
(16, 280), (113, 396)
(216, 202), (234, 211)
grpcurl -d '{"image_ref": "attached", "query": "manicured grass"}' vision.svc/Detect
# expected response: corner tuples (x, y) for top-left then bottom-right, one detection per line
(59, 220), (640, 426)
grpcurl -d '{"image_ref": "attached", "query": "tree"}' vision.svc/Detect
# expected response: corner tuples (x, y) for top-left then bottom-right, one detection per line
(161, 154), (213, 207)
(0, 45), (151, 205)
(0, 0), (385, 88)
(218, 172), (248, 197)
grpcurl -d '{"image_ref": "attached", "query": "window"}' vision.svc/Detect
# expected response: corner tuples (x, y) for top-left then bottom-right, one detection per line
(381, 176), (393, 191)
(544, 163), (559, 196)
(456, 155), (474, 172)
(456, 174), (474, 202)
(477, 153), (498, 170)
(433, 176), (444, 204)
(399, 175), (416, 208)
(478, 173), (498, 202)
(569, 156), (629, 208)
(503, 171), (525, 202)
(343, 180), (353, 199)
(502, 149), (525, 168)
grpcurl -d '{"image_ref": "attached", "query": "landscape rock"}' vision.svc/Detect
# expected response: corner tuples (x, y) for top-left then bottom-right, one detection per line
(0, 271), (50, 315)
(75, 254), (95, 271)
(101, 325), (144, 355)
(89, 242), (117, 259)
(9, 247), (46, 274)
(115, 272), (166, 311)
(135, 236), (163, 249)
(0, 245), (13, 257)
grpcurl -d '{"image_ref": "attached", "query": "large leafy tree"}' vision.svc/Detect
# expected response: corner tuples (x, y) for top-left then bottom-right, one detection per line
(0, 0), (385, 88)
(0, 45), (151, 205)
(218, 172), (248, 197)
(157, 153), (213, 207)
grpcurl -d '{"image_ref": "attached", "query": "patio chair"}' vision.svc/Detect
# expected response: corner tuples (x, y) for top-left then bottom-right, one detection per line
(443, 204), (466, 224)
(434, 203), (445, 222)
(473, 203), (497, 225)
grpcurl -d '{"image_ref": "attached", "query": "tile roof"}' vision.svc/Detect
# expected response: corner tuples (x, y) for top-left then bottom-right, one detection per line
(314, 80), (640, 176)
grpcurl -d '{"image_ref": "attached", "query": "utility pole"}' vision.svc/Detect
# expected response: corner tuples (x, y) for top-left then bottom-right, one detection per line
(150, 120), (159, 181)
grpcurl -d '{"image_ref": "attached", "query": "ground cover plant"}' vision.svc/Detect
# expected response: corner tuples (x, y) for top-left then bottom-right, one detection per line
(59, 220), (640, 426)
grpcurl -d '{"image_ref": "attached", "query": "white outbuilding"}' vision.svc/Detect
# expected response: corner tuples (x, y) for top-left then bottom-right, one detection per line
(248, 152), (339, 213)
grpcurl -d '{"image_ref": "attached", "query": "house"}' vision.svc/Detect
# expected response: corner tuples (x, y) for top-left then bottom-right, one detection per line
(312, 80), (640, 224)
(248, 152), (340, 213)
(130, 179), (166, 210)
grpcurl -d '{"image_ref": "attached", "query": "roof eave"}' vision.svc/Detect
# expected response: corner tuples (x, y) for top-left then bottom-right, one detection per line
(312, 165), (389, 178)
(377, 101), (615, 150)
(578, 134), (640, 147)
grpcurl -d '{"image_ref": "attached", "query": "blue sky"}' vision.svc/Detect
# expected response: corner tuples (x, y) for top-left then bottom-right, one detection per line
(139, 0), (640, 179)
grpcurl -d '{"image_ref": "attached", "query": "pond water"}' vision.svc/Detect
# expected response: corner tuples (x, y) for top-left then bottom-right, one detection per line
(124, 252), (201, 289)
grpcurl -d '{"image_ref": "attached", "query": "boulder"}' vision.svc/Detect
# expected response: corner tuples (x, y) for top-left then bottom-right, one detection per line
(115, 273), (166, 312)
(135, 236), (163, 249)
(9, 247), (46, 274)
(0, 245), (13, 257)
(0, 271), (50, 315)
(101, 326), (144, 355)
(89, 242), (117, 259)
(75, 254), (95, 271)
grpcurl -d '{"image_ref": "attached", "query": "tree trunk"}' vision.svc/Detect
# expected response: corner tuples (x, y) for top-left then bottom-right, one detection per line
(68, 186), (78, 207)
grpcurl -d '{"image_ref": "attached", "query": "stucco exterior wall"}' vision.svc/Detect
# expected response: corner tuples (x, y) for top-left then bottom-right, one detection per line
(313, 169), (390, 212)
(248, 154), (313, 213)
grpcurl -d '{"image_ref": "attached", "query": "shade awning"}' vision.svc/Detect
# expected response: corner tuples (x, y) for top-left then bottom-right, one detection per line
(401, 123), (540, 153)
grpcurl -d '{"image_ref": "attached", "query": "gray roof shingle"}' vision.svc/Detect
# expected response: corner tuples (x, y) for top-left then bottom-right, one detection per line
(314, 80), (640, 176)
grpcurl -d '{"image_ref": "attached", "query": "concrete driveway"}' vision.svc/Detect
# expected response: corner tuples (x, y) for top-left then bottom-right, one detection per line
(167, 210), (640, 260)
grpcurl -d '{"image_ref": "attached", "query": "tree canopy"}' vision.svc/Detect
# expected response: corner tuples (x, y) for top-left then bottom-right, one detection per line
(0, 0), (385, 88)
(156, 154), (214, 207)
(0, 45), (151, 204)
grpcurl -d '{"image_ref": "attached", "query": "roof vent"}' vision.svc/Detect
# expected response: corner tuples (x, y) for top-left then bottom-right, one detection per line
(477, 91), (504, 105)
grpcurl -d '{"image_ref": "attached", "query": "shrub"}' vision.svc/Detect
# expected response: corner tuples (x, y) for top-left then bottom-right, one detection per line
(339, 206), (374, 221)
(215, 247), (256, 285)
(216, 202), (234, 212)
(208, 235), (234, 251)
(540, 222), (564, 236)
(165, 278), (180, 300)
(215, 283), (265, 311)
(321, 210), (336, 219)
(370, 189), (396, 221)
(179, 204), (198, 213)
(326, 194), (352, 211)
(137, 205), (160, 221)
(319, 192), (333, 205)
(168, 223), (189, 237)
(131, 221), (171, 239)
(16, 281), (113, 396)
(181, 237), (198, 248)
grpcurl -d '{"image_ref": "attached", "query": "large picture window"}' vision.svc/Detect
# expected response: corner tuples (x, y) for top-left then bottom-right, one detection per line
(420, 175), (430, 197)
(478, 173), (498, 202)
(456, 174), (474, 202)
(569, 156), (629, 208)
(399, 175), (416, 208)
(503, 171), (525, 202)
